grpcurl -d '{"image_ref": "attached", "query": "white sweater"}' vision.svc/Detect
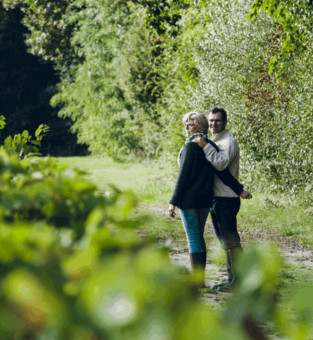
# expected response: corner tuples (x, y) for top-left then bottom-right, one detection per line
(203, 129), (240, 198)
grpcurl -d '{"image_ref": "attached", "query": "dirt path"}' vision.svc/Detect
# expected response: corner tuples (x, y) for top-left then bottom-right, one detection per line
(170, 237), (313, 306)
(145, 205), (313, 306)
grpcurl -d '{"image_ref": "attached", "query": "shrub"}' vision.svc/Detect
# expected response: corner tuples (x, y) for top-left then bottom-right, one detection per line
(0, 151), (104, 238)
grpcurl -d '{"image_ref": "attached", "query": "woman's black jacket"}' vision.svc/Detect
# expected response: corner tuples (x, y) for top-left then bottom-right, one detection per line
(169, 141), (243, 209)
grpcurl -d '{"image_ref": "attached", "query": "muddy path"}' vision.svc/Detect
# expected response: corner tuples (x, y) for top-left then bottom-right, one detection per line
(170, 239), (313, 306)
(144, 205), (313, 306)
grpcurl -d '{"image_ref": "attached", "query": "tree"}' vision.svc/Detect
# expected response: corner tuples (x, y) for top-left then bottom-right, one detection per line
(2, 0), (78, 73)
(180, 0), (313, 195)
(51, 0), (192, 160)
(247, 0), (313, 74)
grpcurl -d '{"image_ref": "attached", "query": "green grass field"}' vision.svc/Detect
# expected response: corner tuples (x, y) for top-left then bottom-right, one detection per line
(57, 156), (313, 248)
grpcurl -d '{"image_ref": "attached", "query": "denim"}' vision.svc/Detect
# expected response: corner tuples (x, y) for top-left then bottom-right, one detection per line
(210, 197), (241, 249)
(179, 208), (210, 253)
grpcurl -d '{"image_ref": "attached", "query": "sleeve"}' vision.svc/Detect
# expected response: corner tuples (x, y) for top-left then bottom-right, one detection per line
(169, 144), (194, 206)
(214, 168), (243, 195)
(203, 138), (239, 171)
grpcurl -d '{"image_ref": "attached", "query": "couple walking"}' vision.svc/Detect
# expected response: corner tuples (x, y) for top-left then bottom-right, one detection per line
(168, 107), (252, 291)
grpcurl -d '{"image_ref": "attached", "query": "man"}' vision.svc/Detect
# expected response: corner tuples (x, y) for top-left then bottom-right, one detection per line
(195, 106), (251, 291)
(167, 112), (245, 288)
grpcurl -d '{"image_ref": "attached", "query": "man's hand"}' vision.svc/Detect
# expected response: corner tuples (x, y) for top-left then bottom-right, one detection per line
(193, 136), (208, 148)
(168, 204), (176, 218)
(240, 190), (252, 199)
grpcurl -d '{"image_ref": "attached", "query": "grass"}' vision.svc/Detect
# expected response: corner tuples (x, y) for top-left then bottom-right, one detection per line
(238, 195), (313, 246)
(56, 155), (313, 248)
(57, 156), (173, 205)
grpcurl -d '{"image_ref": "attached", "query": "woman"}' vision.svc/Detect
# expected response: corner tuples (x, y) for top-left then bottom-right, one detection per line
(168, 112), (246, 287)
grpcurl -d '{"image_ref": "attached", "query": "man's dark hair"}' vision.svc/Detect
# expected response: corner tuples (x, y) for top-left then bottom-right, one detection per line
(208, 106), (227, 121)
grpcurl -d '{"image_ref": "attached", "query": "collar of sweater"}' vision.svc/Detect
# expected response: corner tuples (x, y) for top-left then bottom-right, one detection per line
(211, 128), (229, 142)
(186, 133), (208, 143)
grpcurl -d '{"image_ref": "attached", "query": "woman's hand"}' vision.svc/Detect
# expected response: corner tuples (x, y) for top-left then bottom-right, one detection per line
(168, 204), (176, 218)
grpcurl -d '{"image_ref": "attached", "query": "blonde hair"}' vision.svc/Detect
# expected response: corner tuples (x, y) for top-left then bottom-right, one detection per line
(182, 111), (208, 133)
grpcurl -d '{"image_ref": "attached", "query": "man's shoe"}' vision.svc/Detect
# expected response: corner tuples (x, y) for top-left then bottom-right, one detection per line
(212, 279), (232, 290)
(217, 279), (235, 292)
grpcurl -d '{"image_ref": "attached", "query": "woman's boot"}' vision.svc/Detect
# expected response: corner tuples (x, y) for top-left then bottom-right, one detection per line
(190, 252), (206, 288)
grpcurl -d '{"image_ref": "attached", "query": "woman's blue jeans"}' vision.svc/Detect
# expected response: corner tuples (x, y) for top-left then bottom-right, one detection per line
(179, 208), (210, 253)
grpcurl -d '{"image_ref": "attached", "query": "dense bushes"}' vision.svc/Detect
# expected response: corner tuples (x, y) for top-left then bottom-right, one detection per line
(0, 153), (100, 238)
(187, 0), (313, 196)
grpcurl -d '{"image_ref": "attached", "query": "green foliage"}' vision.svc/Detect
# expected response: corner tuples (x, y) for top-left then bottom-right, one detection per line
(0, 3), (83, 156)
(0, 115), (6, 131)
(49, 0), (181, 160)
(138, 0), (189, 36)
(3, 124), (49, 159)
(3, 0), (198, 160)
(247, 0), (313, 73)
(0, 218), (239, 339)
(180, 0), (313, 196)
(0, 207), (311, 339)
(227, 244), (282, 322)
(0, 151), (106, 239)
(1, 0), (313, 328)
(225, 244), (313, 339)
(2, 0), (78, 70)
(0, 148), (245, 339)
(0, 116), (50, 159)
(0, 146), (311, 338)
(4, 0), (312, 195)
